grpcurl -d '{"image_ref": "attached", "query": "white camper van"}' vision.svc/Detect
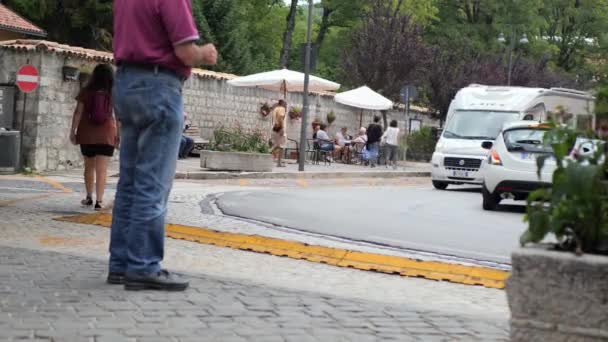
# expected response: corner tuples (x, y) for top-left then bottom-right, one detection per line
(431, 84), (594, 190)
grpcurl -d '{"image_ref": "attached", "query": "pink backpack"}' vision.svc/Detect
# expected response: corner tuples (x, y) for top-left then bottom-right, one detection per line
(89, 91), (112, 125)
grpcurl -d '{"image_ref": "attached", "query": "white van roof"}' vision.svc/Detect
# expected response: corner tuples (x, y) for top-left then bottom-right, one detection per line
(456, 85), (546, 112)
(455, 84), (593, 113)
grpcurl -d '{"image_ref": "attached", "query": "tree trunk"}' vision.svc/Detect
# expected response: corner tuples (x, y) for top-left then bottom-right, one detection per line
(381, 110), (388, 130)
(279, 0), (299, 68)
(314, 7), (333, 51)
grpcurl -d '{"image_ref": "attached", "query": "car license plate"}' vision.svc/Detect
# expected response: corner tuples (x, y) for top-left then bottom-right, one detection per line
(452, 170), (469, 178)
(520, 153), (555, 162)
(520, 152), (534, 160)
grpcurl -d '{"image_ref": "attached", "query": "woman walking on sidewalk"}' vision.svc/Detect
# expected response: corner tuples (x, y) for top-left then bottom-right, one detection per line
(382, 120), (400, 169)
(69, 64), (118, 211)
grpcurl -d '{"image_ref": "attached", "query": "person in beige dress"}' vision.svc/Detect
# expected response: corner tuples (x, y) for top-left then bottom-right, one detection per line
(271, 100), (287, 167)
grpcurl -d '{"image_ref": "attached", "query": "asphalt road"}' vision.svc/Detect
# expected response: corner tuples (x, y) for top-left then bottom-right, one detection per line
(217, 184), (528, 265)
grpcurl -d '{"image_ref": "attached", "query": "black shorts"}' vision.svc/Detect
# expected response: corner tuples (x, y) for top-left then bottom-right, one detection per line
(80, 144), (115, 158)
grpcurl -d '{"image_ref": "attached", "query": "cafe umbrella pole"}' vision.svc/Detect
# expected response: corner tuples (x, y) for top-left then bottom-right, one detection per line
(298, 0), (314, 172)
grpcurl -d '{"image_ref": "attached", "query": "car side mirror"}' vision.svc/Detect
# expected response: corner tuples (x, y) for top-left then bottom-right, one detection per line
(481, 141), (493, 150)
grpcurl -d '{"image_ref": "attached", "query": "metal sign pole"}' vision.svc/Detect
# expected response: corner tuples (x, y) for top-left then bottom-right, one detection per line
(298, 0), (314, 172)
(19, 93), (26, 169)
(405, 88), (410, 119)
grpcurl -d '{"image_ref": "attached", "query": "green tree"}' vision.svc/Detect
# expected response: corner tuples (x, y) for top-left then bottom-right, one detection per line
(538, 0), (608, 73)
(279, 0), (299, 68)
(5, 0), (113, 50)
(193, 0), (255, 75)
(236, 0), (287, 72)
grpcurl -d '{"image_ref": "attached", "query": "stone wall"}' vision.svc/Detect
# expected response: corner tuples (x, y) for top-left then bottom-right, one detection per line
(507, 247), (608, 342)
(0, 45), (440, 171)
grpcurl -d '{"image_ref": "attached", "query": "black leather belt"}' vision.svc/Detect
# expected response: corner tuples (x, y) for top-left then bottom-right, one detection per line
(117, 62), (185, 81)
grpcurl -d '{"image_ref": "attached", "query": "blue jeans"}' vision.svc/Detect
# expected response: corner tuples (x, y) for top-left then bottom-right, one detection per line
(365, 142), (380, 165)
(109, 66), (184, 277)
(179, 135), (194, 158)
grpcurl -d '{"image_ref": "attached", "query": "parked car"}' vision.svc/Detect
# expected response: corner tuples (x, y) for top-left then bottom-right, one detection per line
(480, 122), (556, 210)
(480, 122), (605, 211)
(431, 84), (594, 190)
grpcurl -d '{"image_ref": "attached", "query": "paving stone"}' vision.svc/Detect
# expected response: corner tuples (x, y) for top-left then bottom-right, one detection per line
(0, 185), (509, 341)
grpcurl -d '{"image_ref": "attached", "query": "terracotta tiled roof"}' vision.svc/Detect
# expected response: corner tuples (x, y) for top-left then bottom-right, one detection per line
(0, 39), (113, 62)
(0, 4), (46, 37)
(0, 39), (238, 81)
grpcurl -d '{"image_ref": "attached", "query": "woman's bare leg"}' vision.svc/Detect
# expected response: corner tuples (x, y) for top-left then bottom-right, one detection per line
(95, 156), (109, 204)
(83, 156), (95, 199)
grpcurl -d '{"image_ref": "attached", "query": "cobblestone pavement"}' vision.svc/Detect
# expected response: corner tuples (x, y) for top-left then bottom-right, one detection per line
(0, 247), (508, 342)
(0, 175), (510, 341)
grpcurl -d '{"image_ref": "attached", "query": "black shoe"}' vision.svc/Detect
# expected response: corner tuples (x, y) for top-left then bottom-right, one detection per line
(81, 197), (93, 206)
(124, 270), (189, 292)
(107, 272), (126, 285)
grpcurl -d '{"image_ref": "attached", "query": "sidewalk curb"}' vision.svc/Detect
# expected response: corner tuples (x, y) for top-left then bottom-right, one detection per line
(55, 213), (509, 289)
(175, 170), (431, 180)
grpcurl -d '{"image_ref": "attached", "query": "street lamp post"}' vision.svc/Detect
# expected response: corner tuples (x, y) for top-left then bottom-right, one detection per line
(298, 0), (314, 172)
(498, 31), (529, 86)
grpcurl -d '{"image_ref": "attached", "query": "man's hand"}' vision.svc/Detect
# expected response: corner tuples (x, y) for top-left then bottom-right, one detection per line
(175, 42), (218, 67)
(200, 44), (218, 65)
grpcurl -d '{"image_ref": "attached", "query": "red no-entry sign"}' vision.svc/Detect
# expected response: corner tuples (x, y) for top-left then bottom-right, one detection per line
(16, 65), (39, 93)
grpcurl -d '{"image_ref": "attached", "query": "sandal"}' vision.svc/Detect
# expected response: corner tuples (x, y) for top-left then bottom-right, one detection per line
(94, 201), (105, 211)
(81, 196), (93, 206)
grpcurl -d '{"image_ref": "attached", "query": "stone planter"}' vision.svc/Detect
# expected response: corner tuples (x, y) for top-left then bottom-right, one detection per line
(507, 246), (608, 342)
(200, 150), (273, 172)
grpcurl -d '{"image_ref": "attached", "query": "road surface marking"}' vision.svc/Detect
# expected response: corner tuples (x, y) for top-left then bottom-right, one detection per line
(0, 193), (67, 207)
(238, 179), (249, 186)
(35, 176), (73, 193)
(55, 213), (509, 289)
(295, 179), (308, 188)
(0, 176), (72, 206)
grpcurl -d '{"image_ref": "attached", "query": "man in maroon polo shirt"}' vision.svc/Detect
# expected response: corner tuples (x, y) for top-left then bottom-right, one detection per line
(109, 0), (217, 291)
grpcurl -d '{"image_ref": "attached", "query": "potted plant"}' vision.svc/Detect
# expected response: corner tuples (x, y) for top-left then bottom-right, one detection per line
(200, 124), (272, 172)
(288, 106), (302, 120)
(260, 102), (272, 117)
(506, 119), (608, 341)
(326, 111), (336, 125)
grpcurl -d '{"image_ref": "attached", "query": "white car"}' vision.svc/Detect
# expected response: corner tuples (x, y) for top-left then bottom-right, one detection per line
(480, 122), (556, 211)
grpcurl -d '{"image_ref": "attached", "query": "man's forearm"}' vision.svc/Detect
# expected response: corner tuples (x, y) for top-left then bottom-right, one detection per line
(175, 43), (218, 67)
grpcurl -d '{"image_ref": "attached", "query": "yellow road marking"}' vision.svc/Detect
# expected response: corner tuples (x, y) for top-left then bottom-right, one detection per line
(39, 235), (104, 247)
(35, 176), (73, 193)
(55, 213), (509, 289)
(0, 193), (68, 207)
(295, 179), (308, 188)
(0, 175), (72, 207)
(238, 179), (249, 186)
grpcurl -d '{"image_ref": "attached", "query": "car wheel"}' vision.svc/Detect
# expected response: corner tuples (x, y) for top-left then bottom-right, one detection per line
(432, 181), (449, 190)
(482, 186), (501, 211)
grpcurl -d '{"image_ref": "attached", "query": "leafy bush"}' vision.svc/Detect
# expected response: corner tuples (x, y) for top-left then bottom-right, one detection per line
(522, 124), (608, 254)
(405, 127), (436, 161)
(326, 111), (336, 125)
(209, 125), (270, 154)
(288, 106), (302, 120)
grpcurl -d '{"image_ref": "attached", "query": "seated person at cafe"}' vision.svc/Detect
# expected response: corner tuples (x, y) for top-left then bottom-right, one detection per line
(349, 127), (368, 159)
(179, 113), (195, 159)
(334, 127), (351, 159)
(352, 127), (367, 146)
(316, 124), (334, 158)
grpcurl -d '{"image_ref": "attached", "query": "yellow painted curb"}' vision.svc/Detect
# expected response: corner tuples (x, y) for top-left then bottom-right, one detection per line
(55, 213), (509, 289)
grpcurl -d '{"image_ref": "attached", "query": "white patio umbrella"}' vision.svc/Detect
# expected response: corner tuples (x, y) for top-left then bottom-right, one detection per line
(334, 86), (393, 128)
(334, 86), (393, 111)
(227, 68), (340, 98)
